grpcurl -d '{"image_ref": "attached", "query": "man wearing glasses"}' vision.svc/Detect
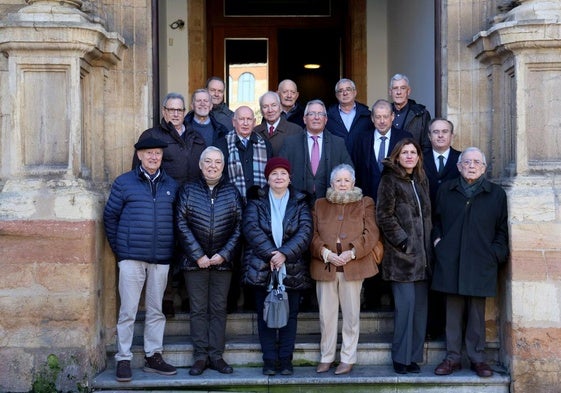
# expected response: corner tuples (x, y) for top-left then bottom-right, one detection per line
(279, 99), (352, 202)
(326, 78), (371, 154)
(432, 147), (509, 378)
(133, 92), (206, 186)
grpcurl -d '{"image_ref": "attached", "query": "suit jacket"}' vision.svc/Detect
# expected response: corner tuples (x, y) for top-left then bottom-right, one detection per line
(254, 116), (304, 156)
(423, 147), (461, 208)
(352, 127), (413, 201)
(279, 130), (353, 202)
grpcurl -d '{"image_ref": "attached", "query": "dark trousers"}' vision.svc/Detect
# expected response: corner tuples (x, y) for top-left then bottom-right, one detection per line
(184, 269), (232, 362)
(391, 281), (428, 365)
(254, 287), (301, 362)
(444, 294), (487, 364)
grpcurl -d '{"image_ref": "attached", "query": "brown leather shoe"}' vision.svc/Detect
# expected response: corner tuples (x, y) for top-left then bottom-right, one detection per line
(316, 362), (332, 373)
(334, 362), (353, 375)
(471, 362), (493, 377)
(434, 359), (461, 375)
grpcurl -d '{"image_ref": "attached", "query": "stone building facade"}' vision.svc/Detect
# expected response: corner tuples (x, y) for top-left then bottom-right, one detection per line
(0, 0), (560, 392)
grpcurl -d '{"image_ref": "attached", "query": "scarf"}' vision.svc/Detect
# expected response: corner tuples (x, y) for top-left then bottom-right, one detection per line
(269, 188), (289, 286)
(226, 130), (268, 199)
(325, 186), (363, 204)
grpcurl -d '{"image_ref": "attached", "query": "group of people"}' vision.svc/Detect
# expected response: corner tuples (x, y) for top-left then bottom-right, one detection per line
(103, 74), (509, 382)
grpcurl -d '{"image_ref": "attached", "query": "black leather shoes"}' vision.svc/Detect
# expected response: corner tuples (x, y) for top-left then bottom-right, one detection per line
(393, 361), (407, 374)
(210, 358), (233, 374)
(189, 359), (207, 376)
(406, 362), (421, 373)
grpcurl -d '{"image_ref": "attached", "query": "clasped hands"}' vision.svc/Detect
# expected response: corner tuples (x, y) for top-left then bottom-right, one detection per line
(196, 254), (224, 269)
(324, 248), (353, 266)
(269, 250), (286, 270)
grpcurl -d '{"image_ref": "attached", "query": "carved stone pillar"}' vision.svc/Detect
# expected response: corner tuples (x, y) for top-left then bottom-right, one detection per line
(471, 2), (561, 392)
(0, 1), (125, 391)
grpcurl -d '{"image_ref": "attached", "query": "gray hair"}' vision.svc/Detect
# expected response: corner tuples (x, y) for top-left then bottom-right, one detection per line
(162, 92), (185, 108)
(191, 88), (211, 103)
(335, 78), (356, 92)
(304, 99), (327, 115)
(199, 146), (224, 165)
(389, 73), (410, 89)
(259, 91), (281, 108)
(330, 163), (356, 184)
(458, 147), (487, 166)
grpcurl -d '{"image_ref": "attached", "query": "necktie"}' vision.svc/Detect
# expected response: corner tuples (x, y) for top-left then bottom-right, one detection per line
(269, 125), (274, 136)
(377, 136), (387, 171)
(242, 138), (248, 147)
(311, 135), (320, 175)
(438, 155), (445, 175)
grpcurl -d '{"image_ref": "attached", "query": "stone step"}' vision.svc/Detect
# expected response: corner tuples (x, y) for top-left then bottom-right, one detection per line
(105, 333), (500, 370)
(134, 311), (395, 337)
(92, 364), (510, 393)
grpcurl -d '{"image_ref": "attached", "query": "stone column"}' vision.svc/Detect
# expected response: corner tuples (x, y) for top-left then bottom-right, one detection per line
(471, 1), (561, 392)
(0, 1), (125, 391)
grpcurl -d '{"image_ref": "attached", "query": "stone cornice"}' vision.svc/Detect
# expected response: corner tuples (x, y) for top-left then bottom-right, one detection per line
(0, 1), (125, 68)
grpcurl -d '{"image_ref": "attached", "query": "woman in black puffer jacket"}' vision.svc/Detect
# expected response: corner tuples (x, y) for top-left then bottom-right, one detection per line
(241, 157), (313, 376)
(175, 146), (243, 376)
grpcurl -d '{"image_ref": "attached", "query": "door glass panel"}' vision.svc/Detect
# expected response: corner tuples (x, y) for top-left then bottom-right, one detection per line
(226, 39), (268, 123)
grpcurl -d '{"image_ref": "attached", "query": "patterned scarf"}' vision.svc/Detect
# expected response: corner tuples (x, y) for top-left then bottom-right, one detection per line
(226, 130), (268, 199)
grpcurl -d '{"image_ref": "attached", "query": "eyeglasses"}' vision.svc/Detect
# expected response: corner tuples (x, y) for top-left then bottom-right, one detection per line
(460, 159), (485, 167)
(305, 111), (327, 118)
(336, 87), (355, 94)
(164, 107), (185, 114)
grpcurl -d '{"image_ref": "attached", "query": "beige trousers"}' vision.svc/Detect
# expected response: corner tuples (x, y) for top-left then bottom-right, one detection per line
(316, 272), (363, 364)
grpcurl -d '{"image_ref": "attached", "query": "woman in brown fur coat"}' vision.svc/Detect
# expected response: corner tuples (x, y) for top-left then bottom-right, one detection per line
(310, 163), (380, 375)
(376, 138), (432, 375)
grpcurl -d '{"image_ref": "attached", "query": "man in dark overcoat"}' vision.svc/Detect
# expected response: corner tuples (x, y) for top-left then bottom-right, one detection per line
(431, 147), (509, 378)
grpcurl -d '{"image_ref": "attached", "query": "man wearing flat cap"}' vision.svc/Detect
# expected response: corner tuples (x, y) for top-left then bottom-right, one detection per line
(104, 137), (179, 382)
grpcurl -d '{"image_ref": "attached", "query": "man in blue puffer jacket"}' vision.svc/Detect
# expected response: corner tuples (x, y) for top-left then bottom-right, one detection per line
(104, 137), (179, 382)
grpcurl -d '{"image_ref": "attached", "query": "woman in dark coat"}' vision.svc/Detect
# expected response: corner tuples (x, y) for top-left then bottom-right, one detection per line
(376, 138), (432, 374)
(175, 146), (243, 376)
(241, 157), (313, 376)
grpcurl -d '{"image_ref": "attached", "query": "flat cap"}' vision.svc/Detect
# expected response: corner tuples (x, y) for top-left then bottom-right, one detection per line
(134, 137), (168, 150)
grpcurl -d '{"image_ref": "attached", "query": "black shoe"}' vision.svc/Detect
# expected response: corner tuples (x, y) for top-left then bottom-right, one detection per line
(393, 361), (407, 374)
(279, 358), (293, 375)
(189, 359), (208, 376)
(210, 358), (233, 374)
(116, 360), (132, 382)
(406, 362), (421, 373)
(143, 353), (176, 375)
(262, 360), (276, 375)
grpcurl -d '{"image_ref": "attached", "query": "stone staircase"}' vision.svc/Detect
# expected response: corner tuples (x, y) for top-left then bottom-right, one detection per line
(92, 311), (510, 392)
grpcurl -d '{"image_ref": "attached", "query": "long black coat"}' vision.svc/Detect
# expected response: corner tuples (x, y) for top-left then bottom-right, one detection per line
(431, 177), (509, 297)
(376, 162), (432, 282)
(241, 185), (313, 291)
(175, 175), (243, 271)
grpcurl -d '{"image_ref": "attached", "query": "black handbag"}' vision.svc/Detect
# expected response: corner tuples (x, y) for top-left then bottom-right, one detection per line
(263, 269), (289, 329)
